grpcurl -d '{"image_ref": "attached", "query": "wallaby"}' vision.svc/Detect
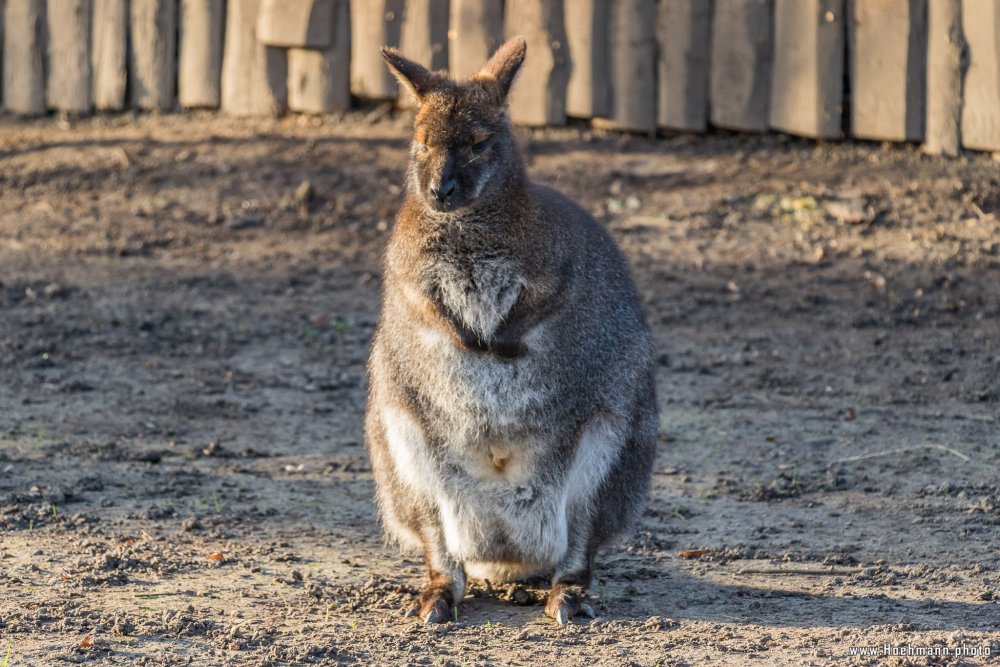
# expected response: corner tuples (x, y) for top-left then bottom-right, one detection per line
(365, 37), (657, 625)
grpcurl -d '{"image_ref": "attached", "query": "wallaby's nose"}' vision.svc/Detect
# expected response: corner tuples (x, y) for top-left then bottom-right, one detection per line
(430, 178), (456, 204)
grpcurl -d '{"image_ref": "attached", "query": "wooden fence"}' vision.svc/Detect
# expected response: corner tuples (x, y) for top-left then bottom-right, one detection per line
(2, 0), (998, 155)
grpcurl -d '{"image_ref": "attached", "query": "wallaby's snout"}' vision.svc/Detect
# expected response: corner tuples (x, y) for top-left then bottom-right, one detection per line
(430, 172), (456, 207)
(419, 146), (464, 212)
(381, 38), (528, 214)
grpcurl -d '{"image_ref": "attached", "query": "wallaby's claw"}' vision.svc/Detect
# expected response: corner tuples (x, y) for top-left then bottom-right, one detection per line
(545, 583), (594, 626)
(422, 598), (452, 624)
(406, 585), (456, 624)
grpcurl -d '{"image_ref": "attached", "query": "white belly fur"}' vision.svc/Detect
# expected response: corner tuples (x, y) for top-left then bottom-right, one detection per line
(382, 404), (621, 582)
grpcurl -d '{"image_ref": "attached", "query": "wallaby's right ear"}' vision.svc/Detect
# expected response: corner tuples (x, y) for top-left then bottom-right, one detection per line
(478, 37), (527, 102)
(381, 47), (436, 102)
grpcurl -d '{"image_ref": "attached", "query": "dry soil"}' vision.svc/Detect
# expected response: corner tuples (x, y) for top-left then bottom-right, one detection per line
(0, 112), (998, 666)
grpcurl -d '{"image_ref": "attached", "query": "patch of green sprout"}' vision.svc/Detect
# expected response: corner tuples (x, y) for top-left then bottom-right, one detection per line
(300, 324), (321, 341)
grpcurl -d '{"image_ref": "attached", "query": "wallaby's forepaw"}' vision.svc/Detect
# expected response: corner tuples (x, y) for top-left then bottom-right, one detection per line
(405, 584), (456, 624)
(544, 583), (596, 625)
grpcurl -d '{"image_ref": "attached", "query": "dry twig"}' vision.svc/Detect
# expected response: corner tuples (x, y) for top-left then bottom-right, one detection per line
(834, 444), (970, 465)
(736, 566), (864, 577)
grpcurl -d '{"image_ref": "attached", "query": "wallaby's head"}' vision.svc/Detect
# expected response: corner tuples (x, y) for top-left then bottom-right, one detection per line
(381, 37), (527, 214)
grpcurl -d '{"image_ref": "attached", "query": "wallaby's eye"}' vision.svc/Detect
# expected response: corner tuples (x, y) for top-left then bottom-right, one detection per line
(414, 129), (429, 154)
(471, 132), (492, 152)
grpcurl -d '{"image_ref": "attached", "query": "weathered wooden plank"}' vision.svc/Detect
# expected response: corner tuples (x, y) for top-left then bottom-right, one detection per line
(601, 0), (657, 132)
(564, 0), (609, 118)
(129, 0), (177, 111)
(46, 0), (92, 113)
(288, 48), (348, 114)
(287, 0), (350, 113)
(710, 0), (773, 132)
(849, 0), (926, 141)
(448, 0), (502, 80)
(3, 0), (46, 115)
(0, 0), (7, 108)
(925, 0), (963, 155)
(258, 0), (333, 48)
(770, 0), (844, 138)
(0, 0), (4, 109)
(179, 0), (224, 108)
(91, 0), (126, 110)
(960, 0), (1000, 150)
(400, 0), (448, 71)
(657, 0), (712, 131)
(504, 0), (569, 126)
(350, 0), (403, 99)
(221, 0), (287, 116)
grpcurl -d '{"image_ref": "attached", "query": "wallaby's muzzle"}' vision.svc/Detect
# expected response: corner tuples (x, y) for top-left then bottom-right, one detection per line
(428, 158), (458, 209)
(418, 149), (468, 212)
(430, 177), (456, 206)
(416, 134), (502, 213)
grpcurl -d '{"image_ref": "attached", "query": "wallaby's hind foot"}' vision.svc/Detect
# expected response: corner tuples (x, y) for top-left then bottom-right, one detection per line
(405, 580), (457, 624)
(545, 583), (597, 625)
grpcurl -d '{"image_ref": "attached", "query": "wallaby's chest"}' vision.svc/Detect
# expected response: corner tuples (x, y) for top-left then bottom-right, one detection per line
(427, 254), (522, 340)
(405, 253), (552, 435)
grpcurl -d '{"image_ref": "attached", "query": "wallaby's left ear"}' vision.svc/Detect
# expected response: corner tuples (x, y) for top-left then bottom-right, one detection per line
(381, 47), (436, 102)
(478, 37), (527, 102)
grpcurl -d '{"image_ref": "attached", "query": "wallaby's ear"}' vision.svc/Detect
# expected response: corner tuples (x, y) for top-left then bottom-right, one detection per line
(381, 47), (436, 102)
(478, 37), (527, 101)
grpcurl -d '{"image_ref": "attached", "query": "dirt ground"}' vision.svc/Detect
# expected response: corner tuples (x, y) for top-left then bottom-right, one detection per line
(0, 112), (998, 666)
